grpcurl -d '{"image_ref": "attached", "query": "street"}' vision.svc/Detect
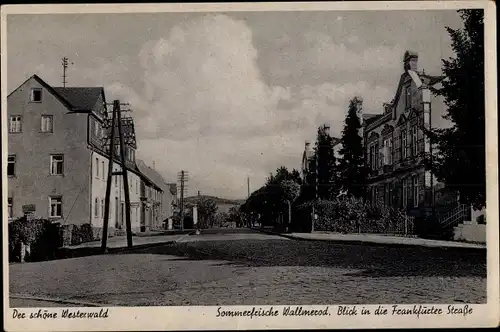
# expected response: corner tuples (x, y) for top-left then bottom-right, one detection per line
(10, 229), (486, 307)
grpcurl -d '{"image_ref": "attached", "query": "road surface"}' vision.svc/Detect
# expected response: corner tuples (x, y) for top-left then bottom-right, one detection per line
(10, 228), (486, 307)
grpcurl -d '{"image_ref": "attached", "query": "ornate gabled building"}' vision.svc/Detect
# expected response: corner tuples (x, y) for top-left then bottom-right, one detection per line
(363, 51), (445, 211)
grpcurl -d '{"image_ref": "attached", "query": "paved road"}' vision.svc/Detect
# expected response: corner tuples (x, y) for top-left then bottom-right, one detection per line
(10, 228), (486, 307)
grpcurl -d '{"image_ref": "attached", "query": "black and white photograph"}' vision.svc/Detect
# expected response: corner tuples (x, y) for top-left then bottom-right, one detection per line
(2, 2), (498, 330)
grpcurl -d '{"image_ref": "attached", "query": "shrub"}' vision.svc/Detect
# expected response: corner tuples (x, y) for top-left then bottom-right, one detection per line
(8, 217), (63, 262)
(69, 223), (94, 245)
(295, 197), (412, 235)
(476, 214), (486, 224)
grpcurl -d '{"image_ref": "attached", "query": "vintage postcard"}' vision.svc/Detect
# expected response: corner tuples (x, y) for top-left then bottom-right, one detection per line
(1, 1), (498, 331)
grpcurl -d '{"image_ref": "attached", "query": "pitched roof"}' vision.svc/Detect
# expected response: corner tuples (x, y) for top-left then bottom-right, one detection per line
(136, 159), (170, 192)
(8, 74), (105, 113)
(363, 113), (383, 126)
(53, 87), (104, 111)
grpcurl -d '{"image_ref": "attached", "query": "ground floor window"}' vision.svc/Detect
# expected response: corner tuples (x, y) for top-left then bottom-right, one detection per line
(8, 198), (13, 218)
(402, 178), (408, 209)
(49, 196), (62, 218)
(413, 175), (419, 207)
(94, 198), (99, 218)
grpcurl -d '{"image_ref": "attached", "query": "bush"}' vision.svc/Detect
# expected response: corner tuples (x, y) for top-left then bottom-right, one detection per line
(295, 197), (412, 235)
(476, 214), (486, 224)
(9, 217), (63, 262)
(69, 224), (94, 245)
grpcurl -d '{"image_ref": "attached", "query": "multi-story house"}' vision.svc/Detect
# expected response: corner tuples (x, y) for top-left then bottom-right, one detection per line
(136, 160), (177, 230)
(362, 51), (445, 211)
(6, 74), (163, 238)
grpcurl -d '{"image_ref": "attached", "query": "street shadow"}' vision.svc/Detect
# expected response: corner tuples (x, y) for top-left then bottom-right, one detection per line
(121, 239), (486, 278)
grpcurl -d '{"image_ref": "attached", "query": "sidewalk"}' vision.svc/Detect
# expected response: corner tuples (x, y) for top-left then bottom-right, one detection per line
(255, 229), (486, 250)
(68, 233), (191, 250)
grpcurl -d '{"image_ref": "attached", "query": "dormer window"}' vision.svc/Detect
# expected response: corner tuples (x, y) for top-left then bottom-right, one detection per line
(31, 88), (42, 102)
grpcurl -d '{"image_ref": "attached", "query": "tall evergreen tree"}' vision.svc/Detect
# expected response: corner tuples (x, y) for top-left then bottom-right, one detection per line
(315, 124), (339, 200)
(339, 96), (367, 198)
(428, 9), (485, 209)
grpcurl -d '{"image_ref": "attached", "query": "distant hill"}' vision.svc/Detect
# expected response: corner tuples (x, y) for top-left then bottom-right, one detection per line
(184, 195), (244, 206)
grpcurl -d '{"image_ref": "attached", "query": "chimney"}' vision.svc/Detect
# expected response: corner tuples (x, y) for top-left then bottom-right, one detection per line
(403, 50), (418, 71)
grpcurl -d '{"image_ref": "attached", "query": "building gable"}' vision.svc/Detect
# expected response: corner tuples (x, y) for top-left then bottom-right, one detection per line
(8, 75), (74, 112)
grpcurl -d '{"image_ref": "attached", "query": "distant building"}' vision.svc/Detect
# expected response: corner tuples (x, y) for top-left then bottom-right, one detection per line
(7, 74), (163, 238)
(362, 51), (445, 210)
(136, 160), (177, 230)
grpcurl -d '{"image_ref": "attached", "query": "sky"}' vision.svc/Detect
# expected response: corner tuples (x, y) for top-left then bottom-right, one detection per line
(6, 10), (463, 199)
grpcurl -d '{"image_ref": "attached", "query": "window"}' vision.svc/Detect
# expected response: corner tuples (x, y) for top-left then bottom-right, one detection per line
(369, 144), (377, 170)
(94, 120), (100, 138)
(49, 196), (62, 218)
(50, 155), (64, 175)
(412, 126), (418, 156)
(115, 170), (118, 187)
(8, 198), (13, 219)
(94, 198), (99, 218)
(136, 180), (139, 194)
(95, 158), (99, 178)
(102, 161), (105, 180)
(101, 199), (105, 218)
(405, 85), (411, 109)
(401, 130), (407, 160)
(383, 138), (393, 165)
(8, 155), (16, 176)
(402, 179), (408, 209)
(413, 176), (419, 207)
(31, 88), (42, 102)
(41, 115), (53, 132)
(9, 116), (22, 133)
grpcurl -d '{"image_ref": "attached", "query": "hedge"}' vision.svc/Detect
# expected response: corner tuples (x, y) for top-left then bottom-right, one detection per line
(8, 217), (62, 262)
(294, 197), (414, 236)
(9, 218), (97, 262)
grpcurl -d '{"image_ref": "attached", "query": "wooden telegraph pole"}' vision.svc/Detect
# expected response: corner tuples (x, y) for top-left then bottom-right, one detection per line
(177, 170), (188, 231)
(102, 100), (133, 252)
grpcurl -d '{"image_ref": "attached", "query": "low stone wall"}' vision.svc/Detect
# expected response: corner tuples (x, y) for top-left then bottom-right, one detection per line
(453, 222), (486, 243)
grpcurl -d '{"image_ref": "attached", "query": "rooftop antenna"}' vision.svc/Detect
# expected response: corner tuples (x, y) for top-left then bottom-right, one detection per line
(62, 57), (73, 87)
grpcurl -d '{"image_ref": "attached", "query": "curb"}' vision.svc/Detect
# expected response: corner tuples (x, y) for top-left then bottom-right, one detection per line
(251, 228), (486, 251)
(10, 294), (105, 307)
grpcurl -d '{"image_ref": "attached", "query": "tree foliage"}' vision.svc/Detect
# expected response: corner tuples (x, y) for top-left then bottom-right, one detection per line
(339, 96), (368, 198)
(428, 9), (485, 209)
(241, 166), (302, 226)
(187, 196), (218, 228)
(315, 124), (340, 200)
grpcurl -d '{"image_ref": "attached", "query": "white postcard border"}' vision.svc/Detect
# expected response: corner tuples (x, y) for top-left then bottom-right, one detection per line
(1, 1), (498, 330)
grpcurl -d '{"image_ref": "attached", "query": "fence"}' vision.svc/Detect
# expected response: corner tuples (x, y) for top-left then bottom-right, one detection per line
(292, 204), (417, 237)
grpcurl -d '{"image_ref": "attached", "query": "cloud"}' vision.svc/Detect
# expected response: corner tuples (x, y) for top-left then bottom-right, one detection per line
(103, 14), (400, 198)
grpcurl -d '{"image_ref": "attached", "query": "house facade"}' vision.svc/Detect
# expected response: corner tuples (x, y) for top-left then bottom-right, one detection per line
(7, 74), (164, 238)
(136, 160), (177, 230)
(362, 51), (445, 211)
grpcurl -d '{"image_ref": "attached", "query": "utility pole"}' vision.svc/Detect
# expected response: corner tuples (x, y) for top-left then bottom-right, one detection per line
(247, 177), (250, 198)
(177, 170), (188, 231)
(101, 100), (133, 252)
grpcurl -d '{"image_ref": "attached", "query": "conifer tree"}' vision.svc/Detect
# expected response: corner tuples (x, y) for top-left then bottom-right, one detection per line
(339, 97), (368, 198)
(428, 9), (485, 209)
(315, 124), (339, 200)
